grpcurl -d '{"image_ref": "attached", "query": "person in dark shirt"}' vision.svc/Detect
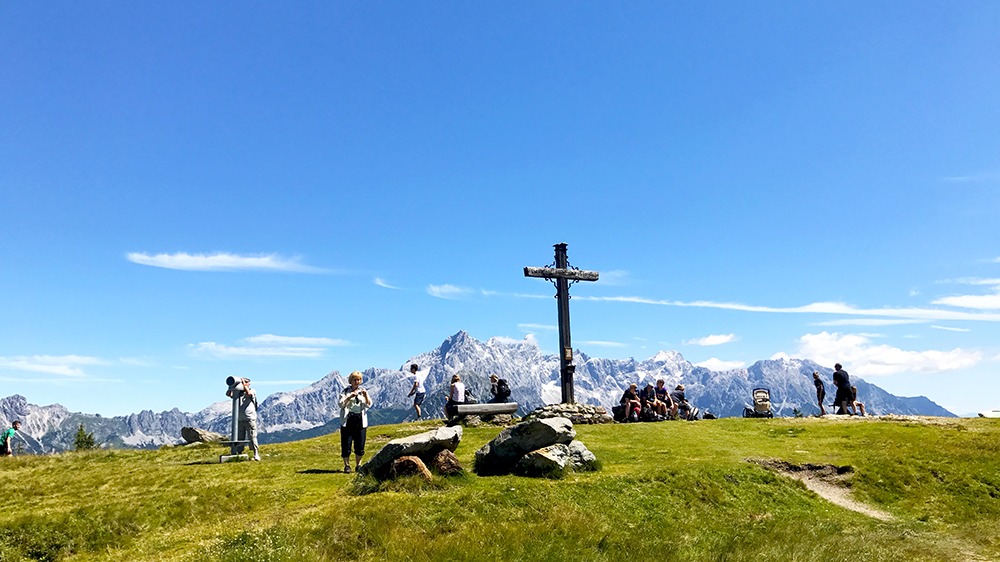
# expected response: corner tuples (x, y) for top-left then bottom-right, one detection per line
(832, 363), (852, 415)
(620, 383), (641, 422)
(812, 371), (826, 416)
(669, 385), (690, 420)
(638, 382), (668, 417)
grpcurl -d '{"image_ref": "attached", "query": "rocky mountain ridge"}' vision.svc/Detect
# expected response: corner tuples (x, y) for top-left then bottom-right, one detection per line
(0, 331), (954, 453)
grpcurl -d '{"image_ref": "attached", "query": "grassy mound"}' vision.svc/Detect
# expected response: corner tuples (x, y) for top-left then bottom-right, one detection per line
(0, 416), (997, 561)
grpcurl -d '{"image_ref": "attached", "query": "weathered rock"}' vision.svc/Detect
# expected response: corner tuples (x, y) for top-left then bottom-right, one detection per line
(359, 426), (462, 480)
(181, 426), (225, 444)
(516, 444), (570, 478)
(392, 456), (433, 482)
(514, 440), (599, 478)
(429, 448), (463, 476)
(474, 417), (576, 476)
(566, 440), (599, 471)
(522, 403), (614, 424)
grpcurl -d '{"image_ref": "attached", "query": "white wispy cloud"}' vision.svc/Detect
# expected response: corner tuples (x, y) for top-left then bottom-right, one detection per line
(812, 319), (926, 326)
(598, 270), (631, 286)
(943, 172), (1000, 183)
(0, 355), (107, 377)
(249, 380), (315, 386)
(572, 295), (1000, 322)
(374, 277), (399, 289)
(947, 277), (1000, 286)
(127, 252), (326, 273)
(119, 357), (157, 367)
(518, 323), (557, 331)
(931, 325), (971, 332)
(694, 358), (746, 371)
(932, 292), (1000, 310)
(191, 342), (327, 358)
(426, 284), (473, 299)
(192, 334), (351, 359)
(243, 335), (351, 346)
(791, 332), (981, 376)
(683, 333), (737, 346)
(580, 340), (628, 348)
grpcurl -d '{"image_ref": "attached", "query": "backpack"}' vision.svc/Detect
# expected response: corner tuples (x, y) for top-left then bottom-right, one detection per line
(496, 379), (511, 399)
(464, 389), (478, 404)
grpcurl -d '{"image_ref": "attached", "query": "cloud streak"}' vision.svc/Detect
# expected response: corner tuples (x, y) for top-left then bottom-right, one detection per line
(427, 284), (473, 299)
(127, 252), (326, 273)
(0, 355), (107, 377)
(684, 333), (737, 346)
(244, 335), (351, 347)
(694, 358), (746, 371)
(192, 334), (352, 359)
(374, 277), (399, 289)
(573, 295), (1000, 322)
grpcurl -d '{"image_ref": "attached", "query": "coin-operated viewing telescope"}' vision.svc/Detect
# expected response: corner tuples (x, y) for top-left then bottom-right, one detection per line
(219, 376), (251, 463)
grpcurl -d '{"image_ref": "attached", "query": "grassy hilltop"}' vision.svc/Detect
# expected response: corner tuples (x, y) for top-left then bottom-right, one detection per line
(0, 416), (998, 562)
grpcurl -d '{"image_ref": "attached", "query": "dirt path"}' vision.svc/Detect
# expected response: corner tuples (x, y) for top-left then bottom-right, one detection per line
(750, 459), (893, 520)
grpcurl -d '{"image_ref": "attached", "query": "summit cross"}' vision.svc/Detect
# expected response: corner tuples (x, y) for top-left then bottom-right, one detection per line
(524, 243), (599, 404)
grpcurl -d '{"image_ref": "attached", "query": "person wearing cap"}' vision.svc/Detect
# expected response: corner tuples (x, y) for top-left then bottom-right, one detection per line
(669, 385), (690, 420)
(1, 421), (20, 457)
(639, 382), (668, 418)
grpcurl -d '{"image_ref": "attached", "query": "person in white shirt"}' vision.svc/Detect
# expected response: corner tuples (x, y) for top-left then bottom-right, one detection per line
(405, 364), (429, 420)
(446, 373), (465, 419)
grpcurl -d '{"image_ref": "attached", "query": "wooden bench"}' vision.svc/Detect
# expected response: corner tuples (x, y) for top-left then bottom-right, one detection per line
(448, 402), (518, 423)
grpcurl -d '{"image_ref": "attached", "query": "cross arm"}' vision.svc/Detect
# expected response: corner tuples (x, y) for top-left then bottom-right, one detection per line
(524, 267), (600, 282)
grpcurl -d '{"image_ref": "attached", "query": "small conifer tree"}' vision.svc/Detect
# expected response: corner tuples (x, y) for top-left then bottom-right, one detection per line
(74, 422), (97, 451)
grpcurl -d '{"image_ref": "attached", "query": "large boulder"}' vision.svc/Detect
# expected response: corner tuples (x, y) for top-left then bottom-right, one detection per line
(474, 417), (575, 476)
(181, 426), (225, 444)
(359, 426), (462, 480)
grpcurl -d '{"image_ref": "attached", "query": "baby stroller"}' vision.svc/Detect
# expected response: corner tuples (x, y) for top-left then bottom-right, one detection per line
(742, 388), (773, 418)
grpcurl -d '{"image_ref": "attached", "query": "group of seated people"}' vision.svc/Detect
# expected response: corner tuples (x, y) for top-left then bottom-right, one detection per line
(619, 380), (693, 422)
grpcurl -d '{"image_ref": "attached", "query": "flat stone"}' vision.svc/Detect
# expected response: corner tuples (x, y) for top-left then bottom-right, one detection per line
(474, 417), (575, 476)
(392, 456), (433, 482)
(359, 426), (462, 480)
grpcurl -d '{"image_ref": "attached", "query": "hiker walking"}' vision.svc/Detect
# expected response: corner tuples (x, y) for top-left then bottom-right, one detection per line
(405, 363), (429, 420)
(1, 421), (20, 457)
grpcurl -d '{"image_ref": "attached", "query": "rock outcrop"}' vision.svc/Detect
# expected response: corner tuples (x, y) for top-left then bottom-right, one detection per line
(359, 426), (462, 480)
(473, 417), (576, 476)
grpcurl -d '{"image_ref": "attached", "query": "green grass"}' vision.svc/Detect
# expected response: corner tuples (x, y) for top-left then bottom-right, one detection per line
(0, 416), (998, 561)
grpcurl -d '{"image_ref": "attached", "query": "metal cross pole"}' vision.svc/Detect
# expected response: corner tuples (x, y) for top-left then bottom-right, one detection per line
(524, 243), (599, 403)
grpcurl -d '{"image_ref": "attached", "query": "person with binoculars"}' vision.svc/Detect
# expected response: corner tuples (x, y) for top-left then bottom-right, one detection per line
(226, 376), (260, 461)
(338, 371), (372, 474)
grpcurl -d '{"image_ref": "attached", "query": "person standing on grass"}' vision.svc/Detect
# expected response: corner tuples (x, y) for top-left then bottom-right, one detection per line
(813, 372), (827, 416)
(226, 377), (260, 461)
(339, 371), (372, 474)
(1, 421), (20, 457)
(832, 363), (852, 415)
(405, 363), (429, 420)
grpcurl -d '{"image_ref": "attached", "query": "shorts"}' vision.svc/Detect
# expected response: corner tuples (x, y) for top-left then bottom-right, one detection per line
(413, 392), (425, 406)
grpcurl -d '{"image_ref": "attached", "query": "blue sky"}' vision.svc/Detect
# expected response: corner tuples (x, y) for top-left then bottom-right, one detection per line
(2, 2), (999, 417)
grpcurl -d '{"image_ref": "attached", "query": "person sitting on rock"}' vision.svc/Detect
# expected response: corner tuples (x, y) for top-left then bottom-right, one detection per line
(670, 384), (692, 420)
(654, 379), (675, 413)
(639, 382), (668, 418)
(619, 383), (642, 422)
(445, 373), (465, 419)
(851, 385), (867, 417)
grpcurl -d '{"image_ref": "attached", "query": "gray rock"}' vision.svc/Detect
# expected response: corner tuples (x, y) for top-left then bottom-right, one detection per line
(181, 426), (225, 444)
(516, 444), (570, 478)
(359, 426), (462, 480)
(566, 440), (599, 471)
(474, 417), (576, 476)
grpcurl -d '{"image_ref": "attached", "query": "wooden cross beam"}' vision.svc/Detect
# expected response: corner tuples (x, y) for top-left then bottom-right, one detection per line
(523, 243), (599, 404)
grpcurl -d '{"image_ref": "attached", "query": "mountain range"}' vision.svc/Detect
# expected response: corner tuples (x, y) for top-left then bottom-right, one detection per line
(0, 331), (954, 453)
